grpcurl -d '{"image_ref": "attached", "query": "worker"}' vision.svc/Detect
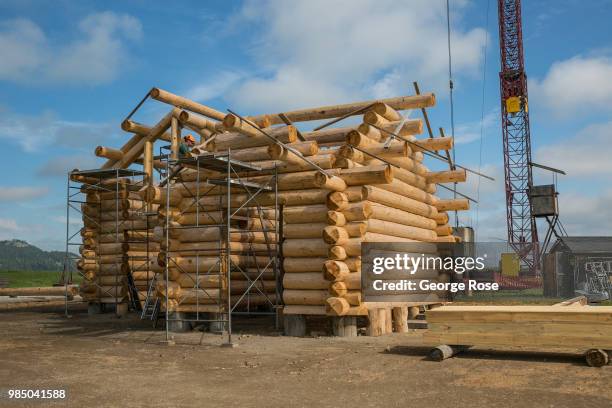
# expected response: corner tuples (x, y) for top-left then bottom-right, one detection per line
(179, 134), (196, 157)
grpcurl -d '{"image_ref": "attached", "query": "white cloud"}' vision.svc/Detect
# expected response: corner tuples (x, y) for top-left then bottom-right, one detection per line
(534, 121), (612, 177)
(37, 155), (101, 177)
(0, 217), (19, 232)
(454, 108), (499, 144)
(558, 189), (612, 236)
(227, 67), (355, 113)
(192, 0), (486, 113)
(531, 55), (612, 114)
(0, 19), (45, 80)
(185, 71), (245, 102)
(0, 12), (142, 84)
(0, 107), (119, 152)
(0, 186), (49, 202)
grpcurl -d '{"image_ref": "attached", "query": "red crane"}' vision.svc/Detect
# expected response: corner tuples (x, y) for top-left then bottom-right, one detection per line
(497, 0), (539, 273)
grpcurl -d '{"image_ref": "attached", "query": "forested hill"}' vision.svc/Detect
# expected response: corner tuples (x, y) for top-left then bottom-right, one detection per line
(0, 239), (67, 271)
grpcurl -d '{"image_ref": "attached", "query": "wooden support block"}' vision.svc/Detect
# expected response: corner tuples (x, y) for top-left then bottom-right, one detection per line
(115, 302), (128, 317)
(392, 306), (409, 333)
(384, 308), (393, 334)
(209, 312), (226, 333)
(367, 308), (383, 337)
(284, 315), (307, 337)
(88, 302), (102, 316)
(167, 312), (192, 332)
(408, 306), (420, 320)
(332, 316), (357, 337)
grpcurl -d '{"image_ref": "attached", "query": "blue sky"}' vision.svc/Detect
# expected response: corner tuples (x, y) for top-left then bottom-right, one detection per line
(0, 0), (611, 250)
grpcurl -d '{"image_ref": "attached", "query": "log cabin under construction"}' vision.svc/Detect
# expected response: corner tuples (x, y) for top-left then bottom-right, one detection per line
(68, 86), (472, 338)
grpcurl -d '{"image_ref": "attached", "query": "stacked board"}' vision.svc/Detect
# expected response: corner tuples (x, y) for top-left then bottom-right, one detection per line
(424, 305), (612, 349)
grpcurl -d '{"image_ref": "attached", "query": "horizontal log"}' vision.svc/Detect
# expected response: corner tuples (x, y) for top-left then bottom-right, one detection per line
(283, 305), (326, 315)
(325, 297), (368, 316)
(283, 239), (328, 257)
(312, 174), (347, 192)
(177, 110), (222, 133)
(209, 126), (297, 151)
(267, 144), (304, 164)
(376, 178), (436, 205)
(0, 286), (79, 297)
(323, 225), (350, 245)
(250, 154), (337, 174)
(121, 120), (172, 143)
(95, 146), (123, 161)
(326, 211), (347, 226)
(426, 169), (467, 184)
(362, 186), (438, 218)
(283, 257), (327, 273)
(159, 255), (271, 273)
(283, 289), (328, 306)
(249, 93), (436, 125)
(283, 204), (329, 224)
(369, 203), (437, 230)
(150, 87), (226, 121)
(435, 199), (470, 212)
(326, 187), (364, 211)
(411, 137), (453, 153)
(283, 273), (329, 290)
(283, 223), (327, 239)
(323, 260), (350, 281)
(358, 120), (421, 141)
(355, 219), (436, 241)
(178, 189), (326, 212)
(371, 102), (402, 121)
(301, 127), (353, 144)
(436, 225), (453, 236)
(114, 109), (178, 169)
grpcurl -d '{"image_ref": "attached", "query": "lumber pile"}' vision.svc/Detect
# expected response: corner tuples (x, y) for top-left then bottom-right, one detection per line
(424, 305), (612, 350)
(0, 286), (79, 297)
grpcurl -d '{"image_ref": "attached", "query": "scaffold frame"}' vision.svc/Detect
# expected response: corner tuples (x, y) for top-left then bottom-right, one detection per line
(62, 168), (150, 316)
(153, 150), (280, 345)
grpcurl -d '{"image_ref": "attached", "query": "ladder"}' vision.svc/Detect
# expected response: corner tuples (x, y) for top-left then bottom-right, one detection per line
(141, 272), (160, 321)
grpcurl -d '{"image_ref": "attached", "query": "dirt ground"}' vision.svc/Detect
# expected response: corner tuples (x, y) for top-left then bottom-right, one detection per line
(1, 308), (611, 408)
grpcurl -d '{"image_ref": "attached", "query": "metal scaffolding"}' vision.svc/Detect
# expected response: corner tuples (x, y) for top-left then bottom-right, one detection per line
(63, 168), (149, 316)
(152, 151), (280, 345)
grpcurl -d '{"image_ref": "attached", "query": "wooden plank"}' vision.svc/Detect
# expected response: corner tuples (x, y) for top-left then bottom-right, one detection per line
(425, 305), (612, 350)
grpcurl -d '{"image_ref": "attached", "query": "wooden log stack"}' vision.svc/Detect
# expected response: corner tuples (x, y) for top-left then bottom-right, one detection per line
(185, 93), (466, 335)
(147, 177), (279, 315)
(75, 177), (156, 307)
(82, 87), (470, 335)
(122, 204), (159, 308)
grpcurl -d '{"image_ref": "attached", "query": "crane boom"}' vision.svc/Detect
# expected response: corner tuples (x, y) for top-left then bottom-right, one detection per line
(497, 0), (539, 273)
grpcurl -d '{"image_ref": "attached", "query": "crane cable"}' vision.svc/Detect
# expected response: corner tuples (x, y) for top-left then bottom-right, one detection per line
(476, 0), (492, 235)
(445, 0), (458, 229)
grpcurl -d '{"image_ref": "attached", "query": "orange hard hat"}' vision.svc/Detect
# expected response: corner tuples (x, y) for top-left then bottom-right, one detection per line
(184, 134), (196, 143)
